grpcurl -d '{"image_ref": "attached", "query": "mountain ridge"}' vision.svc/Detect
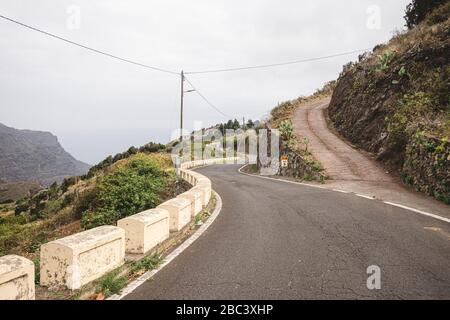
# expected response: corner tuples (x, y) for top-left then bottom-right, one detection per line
(0, 122), (91, 186)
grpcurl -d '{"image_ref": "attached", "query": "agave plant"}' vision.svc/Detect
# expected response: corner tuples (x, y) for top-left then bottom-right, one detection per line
(279, 120), (294, 142)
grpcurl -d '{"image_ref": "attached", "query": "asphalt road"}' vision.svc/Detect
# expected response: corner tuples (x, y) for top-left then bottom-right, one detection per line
(125, 165), (450, 300)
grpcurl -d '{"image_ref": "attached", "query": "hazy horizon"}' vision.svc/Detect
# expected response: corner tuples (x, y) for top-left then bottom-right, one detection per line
(0, 0), (410, 164)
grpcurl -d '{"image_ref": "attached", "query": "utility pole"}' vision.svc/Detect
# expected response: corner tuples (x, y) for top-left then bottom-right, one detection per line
(180, 70), (184, 142)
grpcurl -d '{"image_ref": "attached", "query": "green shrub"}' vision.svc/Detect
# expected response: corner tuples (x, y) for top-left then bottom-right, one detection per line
(319, 174), (326, 184)
(81, 155), (175, 229)
(376, 51), (395, 72)
(96, 270), (127, 297)
(401, 172), (414, 185)
(62, 193), (76, 207)
(139, 142), (166, 153)
(131, 254), (162, 273)
(73, 189), (97, 219)
(279, 120), (294, 142)
(436, 192), (450, 204)
(28, 231), (48, 253)
(14, 200), (29, 216)
(387, 92), (434, 150)
(83, 142), (166, 181)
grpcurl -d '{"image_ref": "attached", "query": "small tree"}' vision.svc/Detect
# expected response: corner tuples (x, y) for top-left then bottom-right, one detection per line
(218, 123), (225, 134)
(232, 119), (241, 130)
(404, 0), (447, 29)
(303, 137), (311, 153)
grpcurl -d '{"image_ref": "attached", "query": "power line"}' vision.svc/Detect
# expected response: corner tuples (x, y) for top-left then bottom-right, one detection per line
(1, 13), (374, 123)
(185, 48), (370, 75)
(0, 13), (371, 77)
(184, 76), (232, 119)
(0, 14), (180, 75)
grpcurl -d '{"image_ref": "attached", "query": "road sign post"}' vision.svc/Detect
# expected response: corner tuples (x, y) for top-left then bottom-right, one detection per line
(281, 155), (289, 168)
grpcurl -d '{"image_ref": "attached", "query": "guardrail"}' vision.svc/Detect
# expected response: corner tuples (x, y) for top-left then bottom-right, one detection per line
(0, 255), (35, 300)
(0, 157), (238, 299)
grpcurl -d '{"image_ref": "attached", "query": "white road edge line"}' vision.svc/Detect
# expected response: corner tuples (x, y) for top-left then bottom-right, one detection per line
(355, 194), (375, 200)
(333, 189), (351, 194)
(238, 165), (450, 224)
(108, 190), (223, 300)
(383, 201), (450, 224)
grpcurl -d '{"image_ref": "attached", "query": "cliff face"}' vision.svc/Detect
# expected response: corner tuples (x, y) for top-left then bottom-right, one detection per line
(328, 4), (450, 203)
(0, 123), (90, 186)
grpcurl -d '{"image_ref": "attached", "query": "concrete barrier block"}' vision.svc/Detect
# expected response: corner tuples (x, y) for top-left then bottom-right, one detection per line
(158, 198), (192, 232)
(118, 208), (170, 254)
(193, 185), (211, 206)
(185, 172), (195, 185)
(0, 255), (35, 300)
(40, 226), (125, 290)
(197, 160), (205, 166)
(224, 157), (236, 164)
(189, 171), (202, 181)
(185, 171), (192, 182)
(185, 171), (199, 186)
(177, 189), (204, 217)
(191, 186), (206, 207)
(195, 177), (211, 187)
(181, 170), (190, 182)
(202, 159), (211, 165)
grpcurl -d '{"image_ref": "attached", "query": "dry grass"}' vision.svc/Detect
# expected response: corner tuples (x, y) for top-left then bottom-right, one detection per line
(356, 7), (450, 72)
(0, 181), (42, 202)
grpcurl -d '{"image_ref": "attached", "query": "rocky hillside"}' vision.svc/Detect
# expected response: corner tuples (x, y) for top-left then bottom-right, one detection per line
(328, 2), (450, 203)
(0, 144), (188, 259)
(0, 123), (90, 186)
(0, 181), (41, 203)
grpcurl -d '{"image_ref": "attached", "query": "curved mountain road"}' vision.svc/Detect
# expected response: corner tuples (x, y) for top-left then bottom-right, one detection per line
(124, 165), (450, 300)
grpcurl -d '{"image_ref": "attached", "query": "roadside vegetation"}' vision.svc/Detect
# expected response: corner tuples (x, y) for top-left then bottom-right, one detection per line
(0, 144), (189, 259)
(94, 253), (163, 298)
(80, 154), (175, 229)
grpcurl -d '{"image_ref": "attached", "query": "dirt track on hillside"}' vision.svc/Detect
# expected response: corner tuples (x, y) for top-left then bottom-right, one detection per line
(293, 98), (393, 182)
(292, 98), (450, 217)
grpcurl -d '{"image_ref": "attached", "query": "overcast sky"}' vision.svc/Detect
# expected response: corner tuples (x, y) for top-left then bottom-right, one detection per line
(0, 0), (410, 164)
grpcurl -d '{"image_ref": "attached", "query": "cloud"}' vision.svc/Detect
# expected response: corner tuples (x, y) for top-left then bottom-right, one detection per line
(0, 0), (410, 163)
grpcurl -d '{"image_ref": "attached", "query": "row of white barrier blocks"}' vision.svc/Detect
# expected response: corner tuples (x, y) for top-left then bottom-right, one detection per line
(0, 158), (239, 298)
